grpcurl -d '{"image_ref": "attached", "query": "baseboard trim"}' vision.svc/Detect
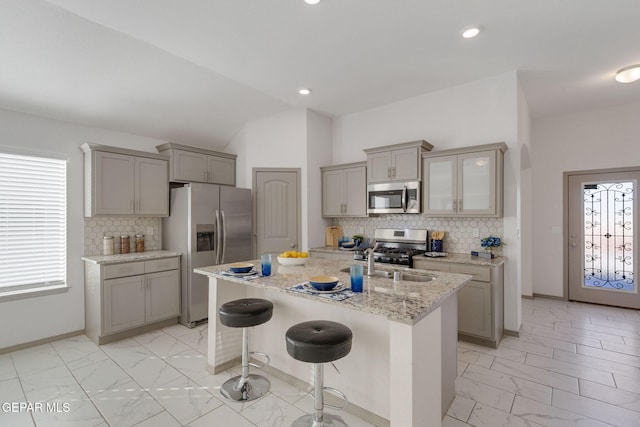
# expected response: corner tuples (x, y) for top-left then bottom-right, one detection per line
(0, 329), (84, 355)
(212, 360), (390, 427)
(503, 329), (520, 338)
(96, 318), (179, 345)
(532, 293), (567, 301)
(458, 333), (499, 349)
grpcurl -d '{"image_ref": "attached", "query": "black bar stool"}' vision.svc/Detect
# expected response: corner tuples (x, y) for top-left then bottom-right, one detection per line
(219, 298), (273, 401)
(286, 320), (352, 427)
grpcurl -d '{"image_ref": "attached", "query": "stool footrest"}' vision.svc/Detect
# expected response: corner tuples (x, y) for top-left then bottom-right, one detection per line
(249, 351), (270, 369)
(311, 386), (349, 411)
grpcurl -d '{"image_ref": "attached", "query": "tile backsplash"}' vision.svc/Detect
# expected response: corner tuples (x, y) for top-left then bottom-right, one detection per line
(84, 217), (162, 256)
(334, 216), (504, 254)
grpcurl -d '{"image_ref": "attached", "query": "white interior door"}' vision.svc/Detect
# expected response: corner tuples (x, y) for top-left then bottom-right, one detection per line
(568, 171), (639, 309)
(254, 169), (300, 256)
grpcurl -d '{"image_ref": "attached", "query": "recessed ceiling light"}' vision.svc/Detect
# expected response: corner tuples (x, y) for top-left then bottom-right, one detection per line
(615, 64), (640, 83)
(304, 0), (320, 4)
(298, 88), (312, 95)
(461, 26), (481, 39)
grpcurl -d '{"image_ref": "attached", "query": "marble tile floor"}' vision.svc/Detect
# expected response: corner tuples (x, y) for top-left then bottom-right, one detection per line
(1, 297), (640, 426)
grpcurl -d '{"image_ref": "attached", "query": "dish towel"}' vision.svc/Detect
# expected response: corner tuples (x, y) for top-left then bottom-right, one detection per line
(287, 283), (358, 301)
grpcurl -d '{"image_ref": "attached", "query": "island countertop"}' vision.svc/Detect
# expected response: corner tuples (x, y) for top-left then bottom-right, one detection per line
(194, 257), (471, 325)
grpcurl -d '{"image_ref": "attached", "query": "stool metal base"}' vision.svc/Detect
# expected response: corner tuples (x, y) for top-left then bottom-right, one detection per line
(291, 413), (348, 427)
(220, 374), (270, 402)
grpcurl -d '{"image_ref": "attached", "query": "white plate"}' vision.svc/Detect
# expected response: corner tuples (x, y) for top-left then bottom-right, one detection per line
(424, 252), (448, 257)
(225, 269), (259, 276)
(303, 282), (346, 294)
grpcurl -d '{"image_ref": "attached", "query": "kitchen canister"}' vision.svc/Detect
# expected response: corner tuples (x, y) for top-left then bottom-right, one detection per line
(120, 235), (131, 254)
(135, 234), (145, 252)
(102, 236), (114, 255)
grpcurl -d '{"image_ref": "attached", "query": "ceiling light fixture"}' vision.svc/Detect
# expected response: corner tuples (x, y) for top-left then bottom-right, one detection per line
(615, 64), (640, 83)
(461, 26), (481, 39)
(304, 0), (320, 4)
(298, 88), (311, 95)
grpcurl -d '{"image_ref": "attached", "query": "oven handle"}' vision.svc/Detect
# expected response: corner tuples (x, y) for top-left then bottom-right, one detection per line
(401, 185), (408, 212)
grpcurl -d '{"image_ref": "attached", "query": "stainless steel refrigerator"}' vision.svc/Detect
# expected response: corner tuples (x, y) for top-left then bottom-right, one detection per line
(163, 182), (252, 327)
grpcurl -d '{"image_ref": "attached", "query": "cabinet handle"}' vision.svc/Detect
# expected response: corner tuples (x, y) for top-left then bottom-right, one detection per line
(453, 200), (457, 212)
(388, 168), (391, 178)
(459, 200), (463, 211)
(392, 167), (396, 178)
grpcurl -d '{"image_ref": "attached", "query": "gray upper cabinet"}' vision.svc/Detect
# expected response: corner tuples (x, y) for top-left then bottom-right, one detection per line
(81, 143), (169, 217)
(156, 143), (236, 186)
(422, 142), (507, 217)
(321, 162), (367, 217)
(364, 140), (433, 183)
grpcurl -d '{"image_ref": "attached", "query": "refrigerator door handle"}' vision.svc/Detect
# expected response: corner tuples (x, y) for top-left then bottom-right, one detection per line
(215, 210), (222, 264)
(220, 210), (227, 264)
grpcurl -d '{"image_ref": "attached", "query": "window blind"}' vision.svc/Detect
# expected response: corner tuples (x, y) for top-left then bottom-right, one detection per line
(0, 151), (67, 291)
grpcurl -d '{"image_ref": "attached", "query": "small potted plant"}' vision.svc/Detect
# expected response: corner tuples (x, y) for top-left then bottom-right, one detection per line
(352, 234), (364, 248)
(476, 236), (504, 258)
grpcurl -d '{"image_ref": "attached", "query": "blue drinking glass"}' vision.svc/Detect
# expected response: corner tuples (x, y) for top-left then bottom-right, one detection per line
(261, 254), (272, 276)
(350, 264), (364, 292)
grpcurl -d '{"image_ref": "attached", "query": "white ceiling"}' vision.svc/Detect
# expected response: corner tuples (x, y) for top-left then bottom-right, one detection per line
(2, 0), (640, 149)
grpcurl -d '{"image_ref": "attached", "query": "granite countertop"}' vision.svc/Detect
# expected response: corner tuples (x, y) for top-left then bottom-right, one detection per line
(309, 246), (358, 254)
(415, 252), (507, 267)
(195, 257), (471, 325)
(82, 250), (182, 265)
(310, 246), (506, 266)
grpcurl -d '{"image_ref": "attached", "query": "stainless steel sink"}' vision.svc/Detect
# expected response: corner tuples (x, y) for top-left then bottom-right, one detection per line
(339, 267), (433, 282)
(339, 267), (392, 278)
(399, 273), (434, 283)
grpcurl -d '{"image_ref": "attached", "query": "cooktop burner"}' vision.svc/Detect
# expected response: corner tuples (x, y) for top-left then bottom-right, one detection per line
(366, 228), (428, 267)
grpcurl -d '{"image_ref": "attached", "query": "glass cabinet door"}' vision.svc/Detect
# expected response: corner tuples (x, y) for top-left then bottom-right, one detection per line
(458, 150), (496, 215)
(423, 155), (457, 215)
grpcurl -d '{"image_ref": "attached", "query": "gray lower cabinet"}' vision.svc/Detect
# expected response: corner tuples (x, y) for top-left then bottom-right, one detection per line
(413, 259), (504, 348)
(85, 256), (181, 344)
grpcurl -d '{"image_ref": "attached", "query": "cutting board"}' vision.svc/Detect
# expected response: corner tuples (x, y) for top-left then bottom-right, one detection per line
(325, 226), (343, 247)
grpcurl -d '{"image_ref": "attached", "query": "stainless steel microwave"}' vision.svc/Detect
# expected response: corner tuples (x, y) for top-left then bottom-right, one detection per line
(367, 181), (421, 214)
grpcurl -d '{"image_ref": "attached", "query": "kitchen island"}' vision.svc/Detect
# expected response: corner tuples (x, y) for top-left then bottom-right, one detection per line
(195, 257), (471, 427)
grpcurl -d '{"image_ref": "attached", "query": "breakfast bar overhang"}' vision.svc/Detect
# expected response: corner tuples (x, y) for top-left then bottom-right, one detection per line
(195, 257), (471, 427)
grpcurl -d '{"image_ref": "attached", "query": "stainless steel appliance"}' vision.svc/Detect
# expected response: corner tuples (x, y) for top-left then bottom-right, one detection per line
(367, 181), (421, 214)
(163, 182), (252, 327)
(355, 228), (428, 268)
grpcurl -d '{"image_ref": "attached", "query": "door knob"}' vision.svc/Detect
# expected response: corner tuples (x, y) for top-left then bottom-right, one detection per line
(290, 243), (296, 248)
(571, 243), (577, 247)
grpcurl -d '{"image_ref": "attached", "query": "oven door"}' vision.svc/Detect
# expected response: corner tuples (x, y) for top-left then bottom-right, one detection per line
(367, 181), (421, 214)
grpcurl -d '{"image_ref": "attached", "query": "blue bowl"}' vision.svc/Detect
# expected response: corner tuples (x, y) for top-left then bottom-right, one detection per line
(309, 275), (339, 291)
(229, 262), (253, 273)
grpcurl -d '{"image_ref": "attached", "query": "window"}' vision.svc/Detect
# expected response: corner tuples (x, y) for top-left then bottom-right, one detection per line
(0, 151), (67, 296)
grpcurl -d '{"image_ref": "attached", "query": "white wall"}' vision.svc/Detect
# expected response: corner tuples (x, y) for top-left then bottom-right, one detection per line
(306, 110), (333, 248)
(518, 79), (533, 298)
(0, 108), (169, 349)
(331, 72), (522, 333)
(532, 101), (640, 297)
(226, 108), (314, 250)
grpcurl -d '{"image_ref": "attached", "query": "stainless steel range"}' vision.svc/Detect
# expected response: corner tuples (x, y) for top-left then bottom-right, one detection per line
(356, 228), (428, 268)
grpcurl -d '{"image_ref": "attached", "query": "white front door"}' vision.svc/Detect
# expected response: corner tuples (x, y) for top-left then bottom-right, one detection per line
(568, 170), (640, 309)
(254, 169), (300, 256)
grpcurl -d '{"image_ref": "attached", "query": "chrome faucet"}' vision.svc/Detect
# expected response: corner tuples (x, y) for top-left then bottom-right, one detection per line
(365, 241), (379, 277)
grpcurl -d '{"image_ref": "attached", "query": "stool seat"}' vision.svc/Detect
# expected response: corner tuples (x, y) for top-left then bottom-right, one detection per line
(286, 320), (352, 364)
(219, 298), (273, 328)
